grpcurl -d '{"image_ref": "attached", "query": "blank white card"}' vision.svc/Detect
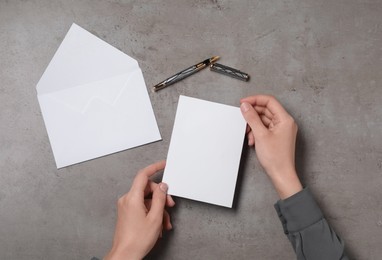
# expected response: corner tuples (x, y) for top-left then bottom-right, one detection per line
(163, 95), (246, 207)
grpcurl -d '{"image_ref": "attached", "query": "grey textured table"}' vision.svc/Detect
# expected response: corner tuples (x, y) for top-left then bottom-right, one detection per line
(1, 1), (381, 259)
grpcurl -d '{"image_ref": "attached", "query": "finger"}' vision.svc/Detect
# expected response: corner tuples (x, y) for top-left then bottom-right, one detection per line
(240, 102), (267, 136)
(254, 106), (273, 119)
(144, 199), (152, 210)
(145, 182), (175, 208)
(166, 195), (176, 207)
(246, 124), (251, 134)
(240, 95), (255, 103)
(144, 198), (174, 229)
(247, 131), (255, 146)
(144, 180), (158, 197)
(260, 115), (272, 127)
(147, 182), (168, 224)
(131, 161), (166, 196)
(163, 210), (172, 230)
(241, 95), (289, 118)
(240, 95), (259, 105)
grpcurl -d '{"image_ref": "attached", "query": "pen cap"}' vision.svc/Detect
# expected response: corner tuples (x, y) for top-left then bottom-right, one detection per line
(210, 63), (250, 82)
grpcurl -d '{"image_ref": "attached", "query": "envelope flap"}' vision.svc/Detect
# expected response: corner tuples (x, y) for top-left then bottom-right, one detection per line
(37, 68), (161, 168)
(36, 23), (139, 95)
(39, 71), (138, 113)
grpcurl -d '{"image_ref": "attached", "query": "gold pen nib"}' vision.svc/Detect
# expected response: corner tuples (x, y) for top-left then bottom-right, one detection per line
(210, 56), (220, 64)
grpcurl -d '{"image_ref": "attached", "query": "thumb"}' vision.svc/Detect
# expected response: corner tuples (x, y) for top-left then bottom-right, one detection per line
(240, 102), (267, 136)
(148, 183), (168, 222)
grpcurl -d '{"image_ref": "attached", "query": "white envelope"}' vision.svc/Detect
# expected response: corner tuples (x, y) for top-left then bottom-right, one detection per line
(36, 23), (161, 168)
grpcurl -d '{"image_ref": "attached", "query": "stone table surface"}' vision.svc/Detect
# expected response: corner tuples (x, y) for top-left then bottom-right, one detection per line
(1, 0), (381, 259)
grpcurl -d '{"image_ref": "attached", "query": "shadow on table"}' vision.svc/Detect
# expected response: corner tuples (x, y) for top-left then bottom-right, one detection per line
(232, 140), (250, 211)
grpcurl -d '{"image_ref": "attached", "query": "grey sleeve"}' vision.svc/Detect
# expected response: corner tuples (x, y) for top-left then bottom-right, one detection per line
(274, 188), (348, 260)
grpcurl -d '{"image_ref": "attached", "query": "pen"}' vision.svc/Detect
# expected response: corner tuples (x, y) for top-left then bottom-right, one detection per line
(152, 56), (220, 92)
(210, 63), (250, 82)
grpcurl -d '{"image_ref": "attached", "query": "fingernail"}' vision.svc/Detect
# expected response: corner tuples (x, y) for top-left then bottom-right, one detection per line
(241, 102), (250, 113)
(160, 183), (168, 193)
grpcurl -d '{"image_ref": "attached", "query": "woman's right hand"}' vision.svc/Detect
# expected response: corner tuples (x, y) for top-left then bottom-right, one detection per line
(240, 95), (302, 199)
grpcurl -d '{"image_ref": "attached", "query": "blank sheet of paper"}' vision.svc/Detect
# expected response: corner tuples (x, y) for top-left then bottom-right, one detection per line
(163, 95), (246, 207)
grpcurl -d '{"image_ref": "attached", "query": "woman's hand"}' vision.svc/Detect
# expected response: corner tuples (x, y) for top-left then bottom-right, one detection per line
(105, 161), (175, 260)
(240, 95), (302, 199)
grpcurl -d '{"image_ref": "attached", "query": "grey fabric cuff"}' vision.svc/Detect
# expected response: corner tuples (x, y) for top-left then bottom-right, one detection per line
(274, 187), (323, 234)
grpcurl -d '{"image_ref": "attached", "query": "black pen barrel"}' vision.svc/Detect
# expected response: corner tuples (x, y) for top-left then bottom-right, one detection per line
(152, 56), (219, 92)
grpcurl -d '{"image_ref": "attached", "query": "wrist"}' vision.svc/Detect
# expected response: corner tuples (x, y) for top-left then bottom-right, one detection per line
(105, 247), (142, 260)
(268, 168), (303, 200)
